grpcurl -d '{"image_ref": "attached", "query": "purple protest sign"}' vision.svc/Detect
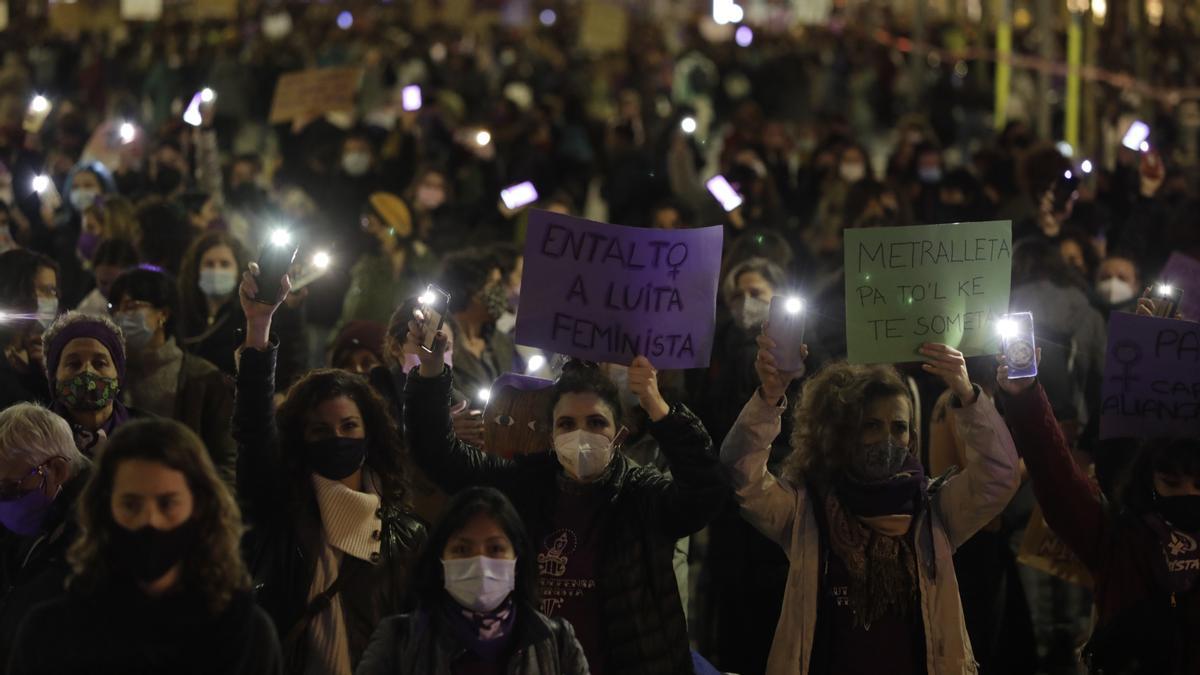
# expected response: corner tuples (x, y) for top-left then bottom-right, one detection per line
(1099, 312), (1200, 439)
(515, 210), (723, 369)
(1161, 252), (1200, 320)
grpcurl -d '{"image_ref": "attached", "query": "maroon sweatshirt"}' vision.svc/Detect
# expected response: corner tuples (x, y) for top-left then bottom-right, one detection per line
(1005, 384), (1199, 672)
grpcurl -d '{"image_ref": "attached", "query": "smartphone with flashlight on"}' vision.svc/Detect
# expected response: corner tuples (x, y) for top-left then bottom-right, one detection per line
(418, 284), (451, 352)
(288, 249), (333, 292)
(1150, 283), (1184, 318)
(500, 181), (539, 211)
(1052, 170), (1079, 213)
(401, 85), (422, 112)
(255, 230), (298, 304)
(1122, 120), (1151, 152)
(998, 312), (1038, 379)
(765, 296), (807, 372)
(24, 95), (52, 134)
(706, 175), (744, 212)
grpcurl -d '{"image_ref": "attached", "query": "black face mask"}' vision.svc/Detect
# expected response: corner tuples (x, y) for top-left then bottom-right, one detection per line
(306, 437), (368, 481)
(152, 166), (184, 195)
(1156, 494), (1200, 532)
(109, 519), (197, 583)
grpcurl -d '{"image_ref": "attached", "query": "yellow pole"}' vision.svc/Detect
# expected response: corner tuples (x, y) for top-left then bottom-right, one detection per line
(1065, 10), (1083, 150)
(994, 1), (1012, 131)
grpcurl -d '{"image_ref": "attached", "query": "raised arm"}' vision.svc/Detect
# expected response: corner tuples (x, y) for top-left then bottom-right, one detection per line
(997, 358), (1106, 570)
(232, 264), (291, 524)
(621, 357), (732, 539)
(719, 335), (808, 550)
(402, 312), (516, 493)
(919, 344), (1020, 548)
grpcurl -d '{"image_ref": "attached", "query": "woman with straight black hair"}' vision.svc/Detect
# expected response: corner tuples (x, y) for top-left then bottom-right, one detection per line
(357, 487), (588, 674)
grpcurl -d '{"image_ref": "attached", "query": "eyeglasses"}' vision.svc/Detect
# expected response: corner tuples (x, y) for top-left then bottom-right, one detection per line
(0, 462), (49, 502)
(109, 300), (156, 315)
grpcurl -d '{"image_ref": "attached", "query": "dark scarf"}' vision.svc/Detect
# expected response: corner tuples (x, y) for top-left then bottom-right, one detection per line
(825, 455), (926, 628)
(51, 399), (131, 456)
(440, 595), (517, 662)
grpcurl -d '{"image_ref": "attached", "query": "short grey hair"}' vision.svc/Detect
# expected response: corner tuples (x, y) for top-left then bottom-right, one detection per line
(0, 403), (89, 475)
(721, 257), (787, 306)
(40, 310), (124, 381)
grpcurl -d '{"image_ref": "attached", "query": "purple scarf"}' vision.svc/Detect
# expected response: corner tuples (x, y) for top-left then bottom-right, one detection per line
(51, 399), (131, 456)
(440, 595), (516, 662)
(837, 454), (927, 517)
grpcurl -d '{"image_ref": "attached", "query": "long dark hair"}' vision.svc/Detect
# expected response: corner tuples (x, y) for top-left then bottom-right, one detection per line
(412, 487), (539, 611)
(275, 369), (410, 510)
(0, 249), (59, 346)
(67, 419), (249, 613)
(1115, 438), (1200, 517)
(177, 231), (249, 337)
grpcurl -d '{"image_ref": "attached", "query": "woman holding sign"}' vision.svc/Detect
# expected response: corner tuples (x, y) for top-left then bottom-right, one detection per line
(404, 317), (729, 675)
(720, 338), (1020, 674)
(998, 360), (1200, 674)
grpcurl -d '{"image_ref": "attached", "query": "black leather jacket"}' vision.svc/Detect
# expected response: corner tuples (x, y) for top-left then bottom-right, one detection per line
(356, 604), (590, 675)
(234, 342), (426, 672)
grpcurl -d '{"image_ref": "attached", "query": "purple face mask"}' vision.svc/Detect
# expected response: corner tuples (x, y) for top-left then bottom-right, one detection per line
(0, 479), (56, 537)
(77, 231), (101, 262)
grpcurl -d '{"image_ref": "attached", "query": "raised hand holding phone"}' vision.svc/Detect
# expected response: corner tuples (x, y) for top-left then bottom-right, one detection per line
(997, 348), (1042, 396)
(1137, 284), (1184, 319)
(240, 262), (292, 351)
(754, 333), (808, 404)
(406, 289), (451, 379)
(255, 229), (298, 305)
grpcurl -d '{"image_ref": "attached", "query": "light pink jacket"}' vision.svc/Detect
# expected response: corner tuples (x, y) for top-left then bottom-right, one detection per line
(720, 392), (1020, 675)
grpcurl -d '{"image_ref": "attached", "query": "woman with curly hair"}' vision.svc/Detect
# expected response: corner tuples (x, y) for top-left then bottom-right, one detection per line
(234, 264), (425, 674)
(7, 418), (281, 674)
(720, 337), (1020, 674)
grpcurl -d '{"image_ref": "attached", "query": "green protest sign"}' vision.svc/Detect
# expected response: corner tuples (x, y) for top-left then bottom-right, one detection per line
(843, 221), (1013, 364)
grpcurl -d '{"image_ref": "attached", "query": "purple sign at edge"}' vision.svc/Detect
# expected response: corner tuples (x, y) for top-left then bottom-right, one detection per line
(1099, 312), (1200, 439)
(515, 209), (723, 369)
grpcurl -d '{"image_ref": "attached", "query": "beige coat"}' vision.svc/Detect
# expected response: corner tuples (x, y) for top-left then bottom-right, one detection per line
(720, 391), (1020, 675)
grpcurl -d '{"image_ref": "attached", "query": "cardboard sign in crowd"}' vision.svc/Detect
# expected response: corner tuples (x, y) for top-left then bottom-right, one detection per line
(843, 220), (1014, 364)
(515, 210), (723, 369)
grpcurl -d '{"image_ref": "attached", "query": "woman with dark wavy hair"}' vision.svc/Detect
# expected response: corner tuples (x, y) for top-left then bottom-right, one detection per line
(720, 337), (1020, 675)
(235, 264), (425, 674)
(7, 418), (281, 674)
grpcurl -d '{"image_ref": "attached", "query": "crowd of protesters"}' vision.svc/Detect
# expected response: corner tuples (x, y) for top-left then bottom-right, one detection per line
(0, 2), (1198, 674)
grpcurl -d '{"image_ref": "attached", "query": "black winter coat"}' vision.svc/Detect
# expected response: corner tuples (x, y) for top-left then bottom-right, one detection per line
(0, 470), (86, 672)
(234, 342), (426, 672)
(405, 367), (731, 675)
(356, 603), (590, 675)
(7, 586), (281, 675)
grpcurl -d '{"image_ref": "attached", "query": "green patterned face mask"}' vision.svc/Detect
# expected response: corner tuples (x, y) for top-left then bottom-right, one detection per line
(56, 371), (120, 411)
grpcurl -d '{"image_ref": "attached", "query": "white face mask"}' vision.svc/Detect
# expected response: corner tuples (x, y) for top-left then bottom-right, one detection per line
(730, 295), (770, 331)
(37, 297), (58, 328)
(198, 268), (238, 298)
(1096, 277), (1136, 305)
(839, 162), (866, 183)
(553, 429), (615, 481)
(341, 152), (371, 177)
(442, 555), (516, 613)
